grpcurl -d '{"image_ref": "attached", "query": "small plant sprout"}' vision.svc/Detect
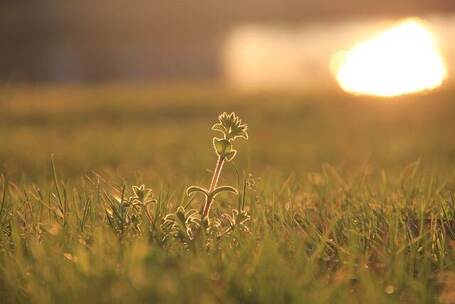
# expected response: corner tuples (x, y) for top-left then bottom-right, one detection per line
(221, 209), (251, 234)
(162, 206), (201, 242)
(104, 184), (156, 235)
(186, 112), (248, 222)
(130, 184), (156, 207)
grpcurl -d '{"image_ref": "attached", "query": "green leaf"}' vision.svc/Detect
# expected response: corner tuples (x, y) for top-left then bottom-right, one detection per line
(211, 185), (238, 198)
(213, 112), (248, 142)
(186, 186), (209, 197)
(213, 138), (232, 156)
(175, 206), (187, 226)
(225, 150), (237, 161)
(211, 123), (226, 135)
(230, 129), (248, 140)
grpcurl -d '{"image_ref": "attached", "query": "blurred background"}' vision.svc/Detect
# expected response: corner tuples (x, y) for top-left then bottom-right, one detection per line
(1, 0), (455, 86)
(1, 1), (455, 182)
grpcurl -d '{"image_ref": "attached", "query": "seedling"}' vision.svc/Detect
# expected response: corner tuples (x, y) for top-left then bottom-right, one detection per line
(104, 184), (156, 235)
(162, 206), (201, 242)
(186, 112), (248, 222)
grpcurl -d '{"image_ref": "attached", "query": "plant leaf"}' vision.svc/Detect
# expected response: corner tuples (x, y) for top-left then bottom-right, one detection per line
(186, 186), (209, 197)
(211, 123), (226, 135)
(225, 150), (237, 161)
(213, 112), (248, 142)
(213, 138), (232, 156)
(211, 185), (238, 198)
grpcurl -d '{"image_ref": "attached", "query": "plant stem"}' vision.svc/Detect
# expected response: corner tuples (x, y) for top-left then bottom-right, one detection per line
(202, 155), (225, 219)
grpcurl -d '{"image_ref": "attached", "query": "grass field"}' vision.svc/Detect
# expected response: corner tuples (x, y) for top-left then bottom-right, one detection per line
(0, 85), (455, 303)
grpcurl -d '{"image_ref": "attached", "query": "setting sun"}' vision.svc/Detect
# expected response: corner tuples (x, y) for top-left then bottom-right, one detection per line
(331, 19), (448, 97)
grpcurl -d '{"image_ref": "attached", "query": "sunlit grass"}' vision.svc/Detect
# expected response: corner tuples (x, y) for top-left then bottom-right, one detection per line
(0, 85), (454, 303)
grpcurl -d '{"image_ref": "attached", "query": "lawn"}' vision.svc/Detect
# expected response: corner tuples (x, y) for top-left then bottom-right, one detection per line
(0, 85), (454, 303)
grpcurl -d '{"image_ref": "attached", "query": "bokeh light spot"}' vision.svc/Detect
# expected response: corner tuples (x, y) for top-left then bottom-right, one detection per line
(331, 19), (448, 97)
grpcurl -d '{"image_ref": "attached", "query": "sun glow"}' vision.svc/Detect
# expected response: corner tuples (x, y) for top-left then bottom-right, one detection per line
(331, 19), (448, 97)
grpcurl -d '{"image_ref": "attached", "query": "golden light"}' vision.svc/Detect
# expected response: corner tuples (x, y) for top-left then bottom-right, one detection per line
(331, 19), (448, 97)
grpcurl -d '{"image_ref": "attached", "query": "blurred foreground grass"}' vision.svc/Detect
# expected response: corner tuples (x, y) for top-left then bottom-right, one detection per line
(0, 85), (455, 303)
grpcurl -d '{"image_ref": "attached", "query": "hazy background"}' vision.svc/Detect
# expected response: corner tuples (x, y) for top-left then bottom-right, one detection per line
(1, 0), (455, 83)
